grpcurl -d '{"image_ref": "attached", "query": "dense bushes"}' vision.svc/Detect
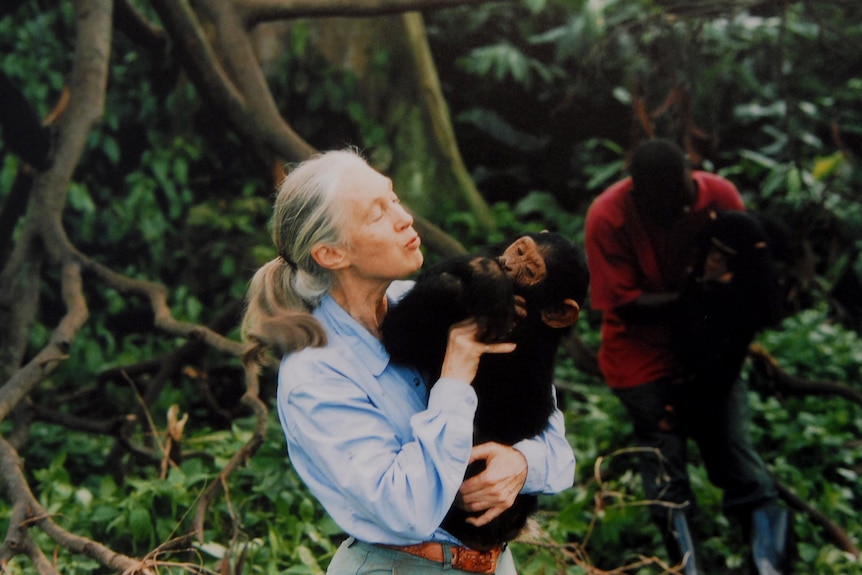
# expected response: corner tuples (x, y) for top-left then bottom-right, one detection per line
(1, 0), (861, 573)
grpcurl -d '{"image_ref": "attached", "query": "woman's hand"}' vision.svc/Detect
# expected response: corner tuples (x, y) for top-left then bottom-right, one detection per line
(439, 320), (516, 384)
(457, 442), (528, 526)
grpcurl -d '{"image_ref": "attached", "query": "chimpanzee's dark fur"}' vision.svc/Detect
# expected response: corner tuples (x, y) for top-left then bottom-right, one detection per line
(671, 210), (787, 391)
(381, 232), (589, 551)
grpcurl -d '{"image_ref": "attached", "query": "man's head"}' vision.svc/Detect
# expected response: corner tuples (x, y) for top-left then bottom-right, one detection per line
(629, 139), (695, 226)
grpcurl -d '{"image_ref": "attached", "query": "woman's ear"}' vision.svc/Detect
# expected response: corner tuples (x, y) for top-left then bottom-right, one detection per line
(311, 244), (349, 270)
(541, 299), (581, 328)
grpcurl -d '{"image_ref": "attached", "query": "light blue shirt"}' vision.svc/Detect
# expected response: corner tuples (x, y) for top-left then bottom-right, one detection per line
(277, 280), (576, 546)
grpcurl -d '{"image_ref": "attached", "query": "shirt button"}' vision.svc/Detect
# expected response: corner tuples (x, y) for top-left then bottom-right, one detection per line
(413, 378), (420, 387)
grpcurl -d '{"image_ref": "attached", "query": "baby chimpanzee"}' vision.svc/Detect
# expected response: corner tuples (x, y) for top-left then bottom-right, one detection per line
(381, 231), (589, 551)
(671, 210), (787, 391)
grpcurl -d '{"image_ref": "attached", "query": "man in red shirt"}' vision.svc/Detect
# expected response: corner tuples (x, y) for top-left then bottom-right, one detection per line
(585, 139), (789, 574)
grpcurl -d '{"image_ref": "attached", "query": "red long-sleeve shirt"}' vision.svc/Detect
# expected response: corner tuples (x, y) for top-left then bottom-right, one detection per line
(585, 171), (745, 389)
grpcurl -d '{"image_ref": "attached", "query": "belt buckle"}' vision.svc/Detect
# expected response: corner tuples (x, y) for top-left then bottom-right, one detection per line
(450, 545), (500, 574)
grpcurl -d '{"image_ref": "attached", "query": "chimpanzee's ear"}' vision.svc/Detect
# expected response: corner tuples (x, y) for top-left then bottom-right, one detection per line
(541, 299), (580, 328)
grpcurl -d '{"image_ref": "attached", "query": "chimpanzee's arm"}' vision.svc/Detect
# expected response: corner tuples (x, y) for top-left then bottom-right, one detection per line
(381, 255), (515, 380)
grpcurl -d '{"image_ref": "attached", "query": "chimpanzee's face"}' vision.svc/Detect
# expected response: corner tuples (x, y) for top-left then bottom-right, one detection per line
(498, 236), (547, 288)
(703, 247), (733, 283)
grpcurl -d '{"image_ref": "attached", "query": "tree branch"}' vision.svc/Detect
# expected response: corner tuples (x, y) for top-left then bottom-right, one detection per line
(150, 0), (315, 163)
(776, 479), (859, 558)
(193, 368), (268, 541)
(0, 262), (88, 424)
(114, 0), (167, 53)
(0, 437), (141, 571)
(749, 344), (862, 408)
(82, 257), (244, 357)
(410, 211), (466, 257)
(236, 0), (514, 26)
(197, 0), (282, 116)
(402, 12), (497, 231)
(561, 331), (601, 378)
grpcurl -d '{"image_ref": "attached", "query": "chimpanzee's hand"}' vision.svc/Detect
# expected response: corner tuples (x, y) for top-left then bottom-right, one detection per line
(514, 295), (527, 319)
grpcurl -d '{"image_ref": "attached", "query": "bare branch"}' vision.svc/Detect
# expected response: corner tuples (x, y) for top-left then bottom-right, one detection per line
(197, 0), (283, 115)
(0, 0), (111, 395)
(28, 400), (131, 435)
(776, 480), (859, 558)
(82, 257), (244, 357)
(0, 262), (88, 424)
(561, 331), (601, 378)
(410, 211), (466, 257)
(114, 0), (168, 52)
(150, 0), (315, 163)
(235, 0), (514, 26)
(749, 344), (862, 408)
(200, 0), (320, 165)
(402, 12), (497, 231)
(193, 368), (268, 541)
(0, 437), (141, 571)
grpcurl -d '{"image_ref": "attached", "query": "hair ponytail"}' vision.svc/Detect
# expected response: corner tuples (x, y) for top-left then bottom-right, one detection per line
(241, 258), (326, 367)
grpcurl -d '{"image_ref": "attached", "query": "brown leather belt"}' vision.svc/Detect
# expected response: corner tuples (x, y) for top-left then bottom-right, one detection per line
(380, 541), (503, 573)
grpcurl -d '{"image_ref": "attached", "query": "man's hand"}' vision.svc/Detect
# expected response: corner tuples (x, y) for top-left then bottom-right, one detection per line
(458, 442), (527, 527)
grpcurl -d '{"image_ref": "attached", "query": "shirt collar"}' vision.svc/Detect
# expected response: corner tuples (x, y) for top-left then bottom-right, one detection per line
(316, 293), (390, 377)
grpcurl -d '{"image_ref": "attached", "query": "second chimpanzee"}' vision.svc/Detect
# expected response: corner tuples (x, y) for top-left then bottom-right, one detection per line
(381, 231), (590, 551)
(671, 210), (787, 391)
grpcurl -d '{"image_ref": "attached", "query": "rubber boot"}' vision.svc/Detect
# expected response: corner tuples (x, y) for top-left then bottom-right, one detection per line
(661, 509), (700, 575)
(750, 502), (792, 574)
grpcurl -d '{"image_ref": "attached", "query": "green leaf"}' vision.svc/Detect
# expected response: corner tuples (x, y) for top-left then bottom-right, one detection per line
(812, 152), (845, 181)
(128, 507), (153, 544)
(456, 108), (548, 152)
(68, 182), (96, 214)
(103, 135), (120, 164)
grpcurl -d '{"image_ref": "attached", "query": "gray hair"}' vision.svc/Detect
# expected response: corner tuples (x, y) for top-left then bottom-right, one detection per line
(242, 148), (370, 364)
(273, 148), (368, 306)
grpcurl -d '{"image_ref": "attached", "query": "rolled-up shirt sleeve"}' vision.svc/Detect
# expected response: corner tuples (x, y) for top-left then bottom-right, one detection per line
(279, 350), (479, 543)
(513, 387), (575, 494)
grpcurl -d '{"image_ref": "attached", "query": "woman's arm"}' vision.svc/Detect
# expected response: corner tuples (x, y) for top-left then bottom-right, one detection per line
(511, 392), (576, 493)
(281, 371), (478, 540)
(457, 387), (575, 527)
(279, 320), (517, 541)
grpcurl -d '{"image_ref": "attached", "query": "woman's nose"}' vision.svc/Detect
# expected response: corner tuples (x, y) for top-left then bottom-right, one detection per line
(395, 203), (414, 229)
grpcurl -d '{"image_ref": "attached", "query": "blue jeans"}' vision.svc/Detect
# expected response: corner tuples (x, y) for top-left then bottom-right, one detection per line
(326, 538), (518, 574)
(613, 377), (777, 524)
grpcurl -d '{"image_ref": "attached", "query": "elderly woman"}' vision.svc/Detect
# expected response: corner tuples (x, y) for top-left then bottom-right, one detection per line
(242, 149), (575, 574)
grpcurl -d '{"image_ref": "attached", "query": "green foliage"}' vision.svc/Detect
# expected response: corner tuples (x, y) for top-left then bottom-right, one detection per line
(266, 28), (390, 154)
(458, 42), (567, 88)
(0, 414), (337, 573)
(1, 2), (376, 571)
(3, 0), (862, 573)
(430, 1), (862, 572)
(499, 305), (862, 574)
(760, 307), (862, 379)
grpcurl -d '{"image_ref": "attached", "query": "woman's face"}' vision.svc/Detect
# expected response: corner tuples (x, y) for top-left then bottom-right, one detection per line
(338, 164), (424, 282)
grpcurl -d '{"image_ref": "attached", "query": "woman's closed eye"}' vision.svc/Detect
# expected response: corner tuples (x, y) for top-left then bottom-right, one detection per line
(367, 204), (384, 222)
